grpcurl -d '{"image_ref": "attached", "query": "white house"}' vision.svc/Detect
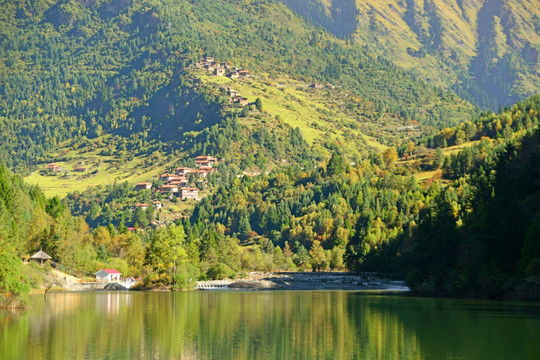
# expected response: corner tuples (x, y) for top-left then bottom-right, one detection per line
(95, 269), (122, 282)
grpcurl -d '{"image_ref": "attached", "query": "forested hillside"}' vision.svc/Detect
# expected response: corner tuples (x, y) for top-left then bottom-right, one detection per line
(281, 0), (540, 109)
(184, 95), (540, 298)
(0, 0), (475, 172)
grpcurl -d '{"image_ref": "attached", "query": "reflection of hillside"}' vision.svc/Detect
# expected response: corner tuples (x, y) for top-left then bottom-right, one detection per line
(188, 292), (422, 359)
(3, 292), (423, 359)
(3, 292), (538, 359)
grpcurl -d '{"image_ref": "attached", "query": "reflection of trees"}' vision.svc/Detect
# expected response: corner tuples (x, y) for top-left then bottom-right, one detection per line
(389, 297), (540, 360)
(1, 292), (424, 359)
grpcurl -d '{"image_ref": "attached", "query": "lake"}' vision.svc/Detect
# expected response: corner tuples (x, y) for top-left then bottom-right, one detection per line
(1, 291), (540, 359)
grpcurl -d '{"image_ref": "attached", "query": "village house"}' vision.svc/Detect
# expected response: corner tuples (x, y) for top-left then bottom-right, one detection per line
(237, 97), (249, 106)
(195, 160), (211, 167)
(229, 71), (240, 79)
(45, 163), (63, 173)
(95, 269), (121, 282)
(159, 173), (177, 182)
(195, 156), (217, 163)
(175, 167), (193, 176)
(135, 203), (150, 211)
(204, 56), (214, 63)
(238, 70), (251, 78)
(224, 87), (240, 97)
(153, 201), (162, 209)
(159, 184), (179, 194)
(180, 187), (199, 200)
(74, 166), (87, 172)
(173, 175), (188, 181)
(135, 182), (152, 191)
(214, 68), (226, 76)
(198, 166), (215, 178)
(310, 83), (322, 89)
(169, 178), (188, 187)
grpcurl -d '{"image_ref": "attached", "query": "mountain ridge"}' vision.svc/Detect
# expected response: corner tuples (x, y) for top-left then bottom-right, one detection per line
(279, 0), (540, 109)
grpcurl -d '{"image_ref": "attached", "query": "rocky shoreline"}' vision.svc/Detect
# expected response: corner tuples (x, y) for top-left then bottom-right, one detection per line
(42, 271), (409, 292)
(196, 272), (410, 291)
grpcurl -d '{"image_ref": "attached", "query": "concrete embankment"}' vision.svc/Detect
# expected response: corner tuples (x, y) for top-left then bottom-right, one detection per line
(65, 282), (129, 291)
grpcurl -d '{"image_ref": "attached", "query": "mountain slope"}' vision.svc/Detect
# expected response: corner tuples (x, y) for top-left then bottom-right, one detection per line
(281, 0), (540, 109)
(0, 0), (475, 173)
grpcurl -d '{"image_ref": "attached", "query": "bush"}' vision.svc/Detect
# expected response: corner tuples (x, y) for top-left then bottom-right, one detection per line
(206, 263), (235, 280)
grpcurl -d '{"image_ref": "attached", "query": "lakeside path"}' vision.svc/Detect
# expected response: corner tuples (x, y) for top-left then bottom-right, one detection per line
(197, 272), (410, 291)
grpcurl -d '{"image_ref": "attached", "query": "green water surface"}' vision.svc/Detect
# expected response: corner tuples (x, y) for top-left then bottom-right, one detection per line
(1, 291), (539, 359)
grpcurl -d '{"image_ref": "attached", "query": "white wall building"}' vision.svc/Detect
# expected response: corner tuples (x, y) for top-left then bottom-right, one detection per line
(95, 269), (122, 282)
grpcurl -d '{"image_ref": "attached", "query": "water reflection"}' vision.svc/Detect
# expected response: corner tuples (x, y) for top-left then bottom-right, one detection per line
(1, 291), (540, 359)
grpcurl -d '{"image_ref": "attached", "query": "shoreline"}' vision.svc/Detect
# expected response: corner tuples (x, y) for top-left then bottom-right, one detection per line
(197, 272), (410, 291)
(41, 272), (410, 293)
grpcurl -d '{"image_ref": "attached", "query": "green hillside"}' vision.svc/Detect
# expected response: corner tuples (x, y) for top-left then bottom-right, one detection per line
(0, 0), (476, 176)
(281, 0), (540, 109)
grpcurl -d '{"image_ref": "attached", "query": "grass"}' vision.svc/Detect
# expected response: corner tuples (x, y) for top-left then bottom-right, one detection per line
(200, 74), (389, 156)
(442, 140), (481, 155)
(24, 145), (174, 198)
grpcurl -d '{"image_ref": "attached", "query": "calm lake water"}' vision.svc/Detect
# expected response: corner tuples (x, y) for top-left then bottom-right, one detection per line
(1, 291), (540, 359)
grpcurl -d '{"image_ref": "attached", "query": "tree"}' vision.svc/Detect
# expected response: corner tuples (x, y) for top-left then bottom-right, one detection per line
(433, 148), (444, 169)
(0, 245), (30, 308)
(255, 97), (263, 112)
(382, 147), (398, 167)
(309, 240), (327, 271)
(407, 141), (415, 155)
(145, 225), (188, 287)
(326, 152), (346, 176)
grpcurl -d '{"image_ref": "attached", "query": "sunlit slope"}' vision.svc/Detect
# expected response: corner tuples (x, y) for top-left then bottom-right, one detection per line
(281, 0), (540, 109)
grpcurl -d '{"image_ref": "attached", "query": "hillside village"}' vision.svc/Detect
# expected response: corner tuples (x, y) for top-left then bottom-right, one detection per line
(42, 155), (220, 229)
(134, 155), (218, 202)
(194, 55), (251, 106)
(129, 155), (219, 225)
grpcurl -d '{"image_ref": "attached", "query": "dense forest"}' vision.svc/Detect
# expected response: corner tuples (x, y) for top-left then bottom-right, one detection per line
(1, 94), (539, 304)
(0, 0), (475, 171)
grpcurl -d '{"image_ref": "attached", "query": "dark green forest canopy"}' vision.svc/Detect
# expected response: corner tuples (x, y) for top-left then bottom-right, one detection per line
(0, 0), (475, 170)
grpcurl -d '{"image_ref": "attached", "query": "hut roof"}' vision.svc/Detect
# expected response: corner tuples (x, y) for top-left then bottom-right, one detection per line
(30, 250), (52, 260)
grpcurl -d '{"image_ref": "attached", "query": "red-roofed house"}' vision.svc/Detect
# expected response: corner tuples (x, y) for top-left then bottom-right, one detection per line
(135, 182), (152, 191)
(159, 184), (179, 194)
(95, 269), (121, 282)
(135, 203), (150, 210)
(195, 160), (211, 167)
(45, 163), (63, 173)
(238, 70), (251, 78)
(159, 174), (176, 182)
(198, 166), (215, 178)
(169, 179), (188, 187)
(175, 167), (193, 176)
(195, 156), (217, 163)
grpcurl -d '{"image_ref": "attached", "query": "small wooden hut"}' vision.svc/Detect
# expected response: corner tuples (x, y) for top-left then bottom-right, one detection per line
(30, 250), (52, 264)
